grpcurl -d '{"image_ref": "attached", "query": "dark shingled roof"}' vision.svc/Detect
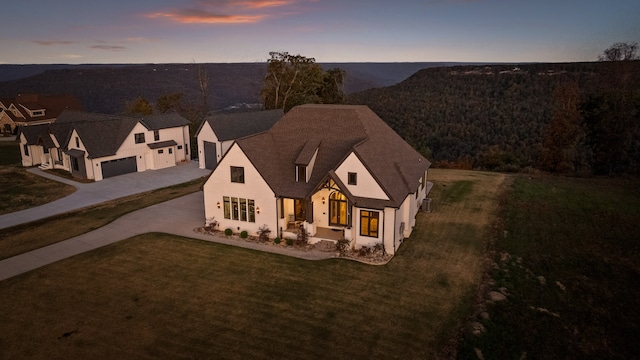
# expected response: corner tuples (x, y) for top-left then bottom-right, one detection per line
(4, 94), (83, 124)
(18, 110), (189, 159)
(141, 113), (191, 130)
(199, 109), (283, 141)
(235, 104), (431, 208)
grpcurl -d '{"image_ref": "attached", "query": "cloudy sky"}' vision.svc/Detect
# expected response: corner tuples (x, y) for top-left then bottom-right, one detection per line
(2, 0), (638, 64)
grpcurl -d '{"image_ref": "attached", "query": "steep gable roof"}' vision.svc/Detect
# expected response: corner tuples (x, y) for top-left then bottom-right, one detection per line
(18, 110), (188, 159)
(6, 94), (83, 124)
(235, 104), (430, 207)
(199, 109), (283, 141)
(141, 113), (190, 130)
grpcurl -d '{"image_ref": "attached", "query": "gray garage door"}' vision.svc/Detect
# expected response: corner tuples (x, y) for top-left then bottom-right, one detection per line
(101, 156), (137, 178)
(204, 141), (218, 170)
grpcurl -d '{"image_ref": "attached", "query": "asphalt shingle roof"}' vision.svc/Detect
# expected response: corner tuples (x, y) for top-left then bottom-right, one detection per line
(18, 110), (189, 159)
(235, 104), (431, 208)
(200, 109), (283, 141)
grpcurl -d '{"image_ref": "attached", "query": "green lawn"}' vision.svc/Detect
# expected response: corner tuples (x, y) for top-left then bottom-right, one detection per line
(457, 175), (640, 359)
(0, 170), (506, 359)
(0, 141), (21, 166)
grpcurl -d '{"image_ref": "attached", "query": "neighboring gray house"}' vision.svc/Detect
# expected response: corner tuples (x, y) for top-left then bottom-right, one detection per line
(17, 110), (191, 180)
(196, 109), (283, 170)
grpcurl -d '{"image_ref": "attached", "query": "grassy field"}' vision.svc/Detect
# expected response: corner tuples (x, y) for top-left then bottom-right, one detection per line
(0, 169), (505, 359)
(0, 177), (207, 260)
(457, 175), (640, 359)
(0, 142), (77, 216)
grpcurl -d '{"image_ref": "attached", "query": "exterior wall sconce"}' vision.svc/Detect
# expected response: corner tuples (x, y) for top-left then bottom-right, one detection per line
(322, 197), (326, 204)
(217, 201), (221, 208)
(256, 207), (260, 214)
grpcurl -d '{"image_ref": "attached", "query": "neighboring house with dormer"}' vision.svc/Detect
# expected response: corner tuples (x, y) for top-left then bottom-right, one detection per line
(0, 94), (83, 134)
(17, 110), (191, 181)
(196, 109), (283, 170)
(203, 104), (432, 255)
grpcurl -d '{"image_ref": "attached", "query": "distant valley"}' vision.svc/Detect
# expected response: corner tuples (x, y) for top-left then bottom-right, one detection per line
(0, 62), (471, 113)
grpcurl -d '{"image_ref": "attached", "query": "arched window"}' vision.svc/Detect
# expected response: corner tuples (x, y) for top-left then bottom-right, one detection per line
(329, 192), (348, 226)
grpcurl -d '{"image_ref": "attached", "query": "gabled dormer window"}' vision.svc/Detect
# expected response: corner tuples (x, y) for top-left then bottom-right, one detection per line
(296, 165), (306, 183)
(231, 166), (245, 183)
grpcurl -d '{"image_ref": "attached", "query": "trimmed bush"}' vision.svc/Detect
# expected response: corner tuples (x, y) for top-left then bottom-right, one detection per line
(224, 228), (233, 236)
(274, 237), (281, 244)
(286, 238), (294, 246)
(240, 230), (248, 238)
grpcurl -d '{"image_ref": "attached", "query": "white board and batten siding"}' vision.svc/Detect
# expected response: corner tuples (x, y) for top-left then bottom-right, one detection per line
(203, 143), (277, 236)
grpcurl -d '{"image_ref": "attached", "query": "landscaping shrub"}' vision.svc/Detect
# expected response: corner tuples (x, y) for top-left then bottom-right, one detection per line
(274, 237), (281, 244)
(286, 238), (294, 246)
(224, 228), (233, 236)
(240, 230), (248, 238)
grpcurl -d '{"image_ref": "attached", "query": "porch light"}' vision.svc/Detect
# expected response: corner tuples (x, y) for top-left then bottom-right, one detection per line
(217, 201), (221, 208)
(256, 207), (260, 214)
(322, 197), (326, 204)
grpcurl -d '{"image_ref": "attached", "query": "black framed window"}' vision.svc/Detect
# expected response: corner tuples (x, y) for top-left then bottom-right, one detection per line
(154, 130), (160, 141)
(296, 165), (306, 182)
(223, 196), (230, 219)
(134, 133), (145, 144)
(348, 172), (357, 185)
(23, 144), (29, 156)
(231, 166), (244, 183)
(360, 210), (379, 237)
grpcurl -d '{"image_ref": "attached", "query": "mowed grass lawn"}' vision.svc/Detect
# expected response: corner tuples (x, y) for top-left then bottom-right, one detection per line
(0, 169), (506, 359)
(0, 142), (76, 215)
(458, 174), (640, 359)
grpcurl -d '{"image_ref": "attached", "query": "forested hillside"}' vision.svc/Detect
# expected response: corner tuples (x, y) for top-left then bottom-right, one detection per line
(348, 61), (640, 175)
(0, 62), (446, 114)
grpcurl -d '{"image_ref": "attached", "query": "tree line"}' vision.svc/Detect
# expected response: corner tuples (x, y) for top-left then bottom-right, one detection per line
(347, 47), (640, 176)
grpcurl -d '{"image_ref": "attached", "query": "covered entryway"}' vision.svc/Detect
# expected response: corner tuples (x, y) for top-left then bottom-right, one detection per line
(66, 149), (87, 179)
(203, 141), (218, 169)
(101, 156), (137, 178)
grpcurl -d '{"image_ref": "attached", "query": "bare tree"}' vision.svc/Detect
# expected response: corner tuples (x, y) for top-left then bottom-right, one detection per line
(194, 61), (209, 112)
(599, 42), (639, 61)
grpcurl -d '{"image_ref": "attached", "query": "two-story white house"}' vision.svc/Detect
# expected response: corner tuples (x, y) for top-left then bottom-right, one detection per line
(17, 110), (191, 180)
(203, 104), (432, 255)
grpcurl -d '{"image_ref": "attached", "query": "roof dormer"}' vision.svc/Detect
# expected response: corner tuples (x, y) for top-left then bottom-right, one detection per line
(295, 139), (320, 183)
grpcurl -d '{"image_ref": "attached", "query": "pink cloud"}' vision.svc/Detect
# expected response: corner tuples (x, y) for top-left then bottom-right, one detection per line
(91, 45), (127, 51)
(147, 10), (265, 24)
(33, 40), (75, 46)
(145, 0), (302, 25)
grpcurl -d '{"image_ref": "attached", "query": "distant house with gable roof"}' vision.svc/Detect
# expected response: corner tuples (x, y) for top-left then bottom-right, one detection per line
(195, 109), (283, 170)
(203, 104), (432, 254)
(17, 110), (191, 180)
(0, 93), (83, 135)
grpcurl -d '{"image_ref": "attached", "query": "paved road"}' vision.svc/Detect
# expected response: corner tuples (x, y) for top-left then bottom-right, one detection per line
(0, 192), (335, 281)
(0, 161), (211, 230)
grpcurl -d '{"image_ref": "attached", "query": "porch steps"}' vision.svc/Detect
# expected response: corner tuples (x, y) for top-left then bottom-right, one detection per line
(38, 162), (51, 170)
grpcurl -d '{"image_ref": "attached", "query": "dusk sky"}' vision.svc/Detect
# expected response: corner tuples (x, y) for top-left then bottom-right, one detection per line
(2, 0), (639, 64)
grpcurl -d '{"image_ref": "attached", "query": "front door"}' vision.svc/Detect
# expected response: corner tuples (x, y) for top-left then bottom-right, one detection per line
(329, 192), (348, 226)
(294, 199), (306, 222)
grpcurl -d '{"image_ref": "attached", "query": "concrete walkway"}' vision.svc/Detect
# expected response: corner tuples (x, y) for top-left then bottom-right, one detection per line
(0, 192), (335, 281)
(0, 161), (211, 230)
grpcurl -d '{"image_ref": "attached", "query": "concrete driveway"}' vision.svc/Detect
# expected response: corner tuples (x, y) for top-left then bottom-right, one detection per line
(0, 161), (211, 230)
(0, 191), (334, 281)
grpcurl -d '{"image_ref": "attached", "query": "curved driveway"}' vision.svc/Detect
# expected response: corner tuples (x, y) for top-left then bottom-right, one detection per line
(0, 168), (334, 281)
(0, 162), (211, 230)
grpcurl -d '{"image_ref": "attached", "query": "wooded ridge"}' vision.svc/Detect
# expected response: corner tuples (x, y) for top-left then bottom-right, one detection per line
(347, 61), (640, 175)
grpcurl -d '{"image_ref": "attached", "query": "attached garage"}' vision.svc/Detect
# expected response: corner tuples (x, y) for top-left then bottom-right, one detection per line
(204, 141), (218, 169)
(101, 156), (137, 179)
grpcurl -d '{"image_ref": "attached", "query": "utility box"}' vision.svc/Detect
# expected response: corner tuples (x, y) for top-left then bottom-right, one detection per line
(422, 198), (432, 212)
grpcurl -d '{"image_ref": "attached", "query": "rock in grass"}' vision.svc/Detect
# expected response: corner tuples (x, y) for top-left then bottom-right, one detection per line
(488, 291), (507, 302)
